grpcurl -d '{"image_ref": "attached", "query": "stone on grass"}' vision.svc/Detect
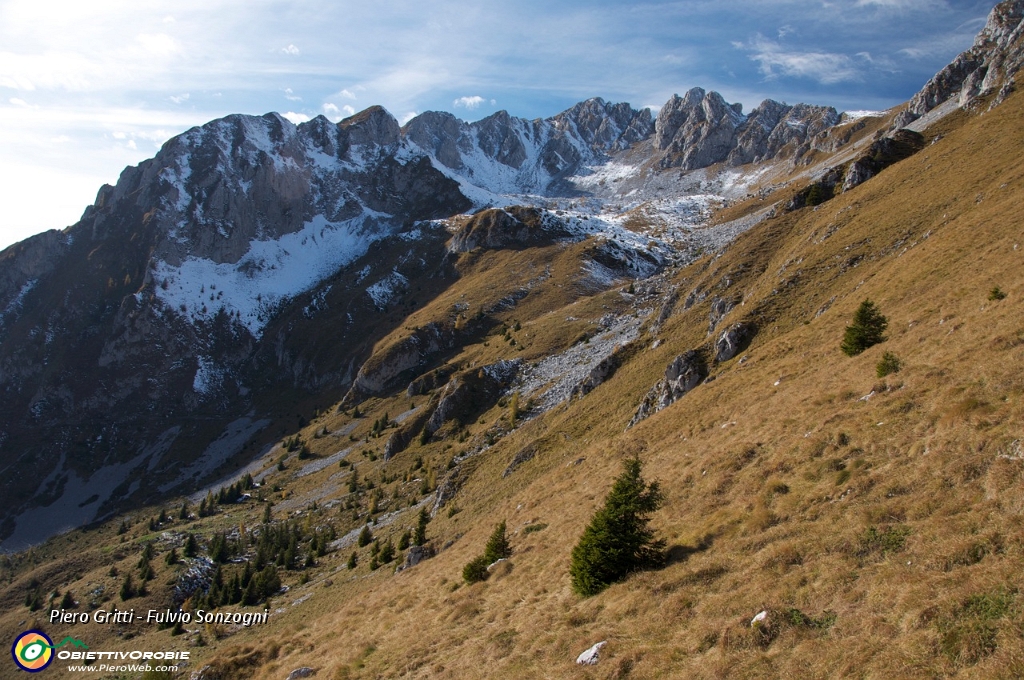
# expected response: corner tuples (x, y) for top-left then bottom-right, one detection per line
(576, 641), (607, 665)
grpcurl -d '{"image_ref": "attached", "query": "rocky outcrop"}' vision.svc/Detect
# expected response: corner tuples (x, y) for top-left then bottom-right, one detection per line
(424, 360), (520, 435)
(571, 353), (620, 400)
(655, 88), (839, 171)
(715, 323), (756, 362)
(502, 443), (538, 478)
(841, 129), (925, 192)
(901, 0), (1024, 124)
(628, 351), (706, 427)
(395, 544), (434, 572)
(350, 323), (457, 396)
(708, 296), (737, 334)
(447, 207), (573, 253)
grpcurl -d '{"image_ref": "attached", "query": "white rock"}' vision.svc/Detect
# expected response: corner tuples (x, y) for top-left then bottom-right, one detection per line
(751, 610), (768, 626)
(576, 641), (607, 665)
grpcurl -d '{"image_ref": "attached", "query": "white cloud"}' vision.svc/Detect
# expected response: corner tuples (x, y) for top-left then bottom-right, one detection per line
(281, 111), (310, 124)
(453, 95), (486, 109)
(744, 36), (862, 84)
(50, 134), (70, 143)
(281, 44), (300, 56)
(855, 0), (946, 9)
(136, 33), (180, 58)
(126, 139), (137, 149)
(399, 111), (418, 125)
(284, 88), (302, 101)
(323, 102), (355, 122)
(339, 89), (356, 99)
(9, 97), (32, 107)
(169, 93), (189, 104)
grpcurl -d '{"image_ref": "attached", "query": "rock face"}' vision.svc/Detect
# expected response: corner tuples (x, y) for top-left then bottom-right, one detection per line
(350, 323), (457, 396)
(571, 353), (621, 400)
(424, 360), (520, 436)
(655, 87), (839, 170)
(841, 129), (926, 192)
(447, 207), (573, 253)
(628, 351), (706, 427)
(903, 0), (1024, 122)
(715, 323), (756, 363)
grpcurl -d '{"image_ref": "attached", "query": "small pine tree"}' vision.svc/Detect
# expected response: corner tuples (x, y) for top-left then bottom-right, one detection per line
(414, 507), (430, 546)
(178, 502), (189, 521)
(462, 555), (490, 584)
(183, 533), (198, 558)
(482, 521), (512, 564)
(876, 351), (903, 378)
(569, 457), (666, 597)
(60, 590), (75, 609)
(164, 548), (178, 566)
(841, 299), (888, 356)
(357, 525), (373, 547)
(120, 574), (136, 601)
(347, 551), (358, 569)
(398, 530), (411, 551)
(380, 539), (396, 564)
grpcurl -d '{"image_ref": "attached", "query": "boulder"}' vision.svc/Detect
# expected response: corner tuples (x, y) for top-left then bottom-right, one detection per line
(715, 323), (756, 362)
(286, 668), (316, 680)
(395, 545), (434, 573)
(576, 641), (608, 665)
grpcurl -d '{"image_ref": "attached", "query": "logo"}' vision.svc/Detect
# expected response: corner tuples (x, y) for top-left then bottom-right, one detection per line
(11, 630), (54, 672)
(11, 631), (87, 673)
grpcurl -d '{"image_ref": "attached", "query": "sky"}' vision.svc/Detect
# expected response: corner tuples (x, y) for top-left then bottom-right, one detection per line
(0, 0), (995, 250)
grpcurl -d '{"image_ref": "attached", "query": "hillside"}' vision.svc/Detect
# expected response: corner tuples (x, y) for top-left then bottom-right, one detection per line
(1, 55), (1022, 680)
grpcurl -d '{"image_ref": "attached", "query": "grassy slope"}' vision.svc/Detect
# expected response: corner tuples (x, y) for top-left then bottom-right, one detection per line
(2, 92), (1022, 679)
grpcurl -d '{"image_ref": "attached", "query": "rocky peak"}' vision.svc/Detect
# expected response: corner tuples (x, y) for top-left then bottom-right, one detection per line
(901, 0), (1024, 123)
(474, 110), (530, 169)
(552, 97), (654, 151)
(401, 111), (468, 170)
(339, 105), (402, 150)
(654, 88), (839, 170)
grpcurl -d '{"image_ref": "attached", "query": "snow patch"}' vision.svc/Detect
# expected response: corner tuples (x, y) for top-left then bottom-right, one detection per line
(366, 270), (408, 309)
(155, 214), (381, 338)
(0, 278), (37, 326)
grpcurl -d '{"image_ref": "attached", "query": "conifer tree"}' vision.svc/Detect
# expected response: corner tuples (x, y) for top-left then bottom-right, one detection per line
(414, 507), (430, 546)
(357, 525), (373, 547)
(483, 521), (512, 564)
(569, 457), (665, 597)
(841, 299), (888, 356)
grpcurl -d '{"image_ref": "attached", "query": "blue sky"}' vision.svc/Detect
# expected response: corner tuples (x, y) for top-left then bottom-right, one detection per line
(0, 0), (994, 249)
